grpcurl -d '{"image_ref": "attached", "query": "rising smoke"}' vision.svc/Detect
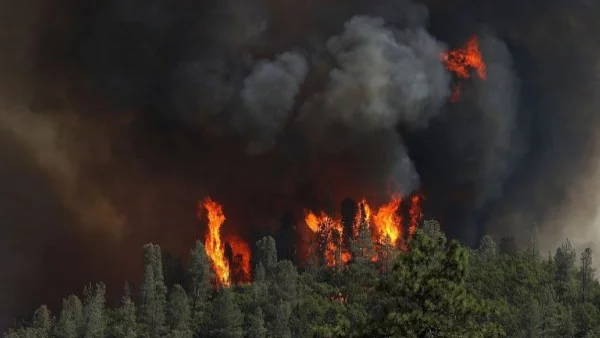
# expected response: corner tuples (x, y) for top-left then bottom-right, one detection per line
(1, 0), (600, 329)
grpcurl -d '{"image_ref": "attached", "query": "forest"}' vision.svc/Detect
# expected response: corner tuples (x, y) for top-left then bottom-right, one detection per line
(3, 218), (600, 338)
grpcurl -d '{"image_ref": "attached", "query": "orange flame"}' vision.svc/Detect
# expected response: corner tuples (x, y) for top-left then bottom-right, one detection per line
(304, 210), (344, 267)
(354, 198), (371, 237)
(441, 35), (487, 102)
(303, 193), (424, 267)
(201, 197), (230, 287)
(408, 194), (423, 238)
(226, 234), (252, 283)
(372, 195), (402, 246)
(304, 210), (322, 233)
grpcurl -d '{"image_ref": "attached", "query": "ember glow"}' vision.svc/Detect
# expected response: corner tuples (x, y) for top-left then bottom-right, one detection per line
(200, 197), (230, 287)
(304, 193), (423, 266)
(408, 194), (423, 238)
(225, 234), (252, 283)
(441, 35), (487, 102)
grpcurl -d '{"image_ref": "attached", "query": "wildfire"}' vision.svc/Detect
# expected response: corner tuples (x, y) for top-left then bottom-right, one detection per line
(303, 210), (345, 267)
(372, 195), (402, 246)
(201, 197), (230, 287)
(441, 35), (487, 102)
(354, 198), (371, 237)
(225, 234), (252, 283)
(304, 193), (423, 266)
(408, 194), (423, 238)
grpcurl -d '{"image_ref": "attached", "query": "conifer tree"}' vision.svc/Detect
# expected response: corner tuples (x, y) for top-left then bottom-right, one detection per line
(350, 219), (374, 263)
(167, 284), (191, 336)
(245, 307), (267, 338)
(83, 282), (106, 338)
(255, 237), (277, 273)
(32, 305), (52, 335)
(478, 235), (498, 260)
(140, 243), (167, 337)
(209, 289), (243, 338)
(114, 283), (137, 338)
(187, 241), (212, 314)
(555, 239), (577, 302)
(270, 301), (292, 338)
(580, 248), (594, 303)
(54, 295), (84, 338)
(368, 221), (500, 337)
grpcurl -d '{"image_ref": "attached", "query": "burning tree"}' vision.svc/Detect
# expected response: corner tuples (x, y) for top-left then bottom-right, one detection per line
(304, 193), (424, 268)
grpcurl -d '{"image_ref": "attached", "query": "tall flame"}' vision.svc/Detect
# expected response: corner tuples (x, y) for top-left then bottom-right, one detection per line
(372, 195), (402, 246)
(441, 35), (487, 102)
(201, 197), (230, 287)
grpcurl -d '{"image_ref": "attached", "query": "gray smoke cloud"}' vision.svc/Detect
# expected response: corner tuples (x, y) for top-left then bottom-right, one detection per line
(324, 16), (450, 129)
(472, 35), (522, 206)
(236, 51), (309, 154)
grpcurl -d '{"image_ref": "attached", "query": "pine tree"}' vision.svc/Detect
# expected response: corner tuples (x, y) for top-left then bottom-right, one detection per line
(555, 239), (577, 302)
(270, 301), (292, 338)
(140, 243), (167, 337)
(54, 295), (84, 338)
(350, 219), (374, 263)
(209, 289), (243, 338)
(82, 283), (106, 338)
(527, 223), (541, 260)
(167, 284), (191, 336)
(255, 237), (277, 273)
(31, 305), (52, 335)
(245, 307), (267, 338)
(580, 248), (594, 303)
(478, 235), (497, 260)
(4, 305), (53, 338)
(187, 241), (212, 316)
(368, 221), (500, 337)
(114, 283), (137, 338)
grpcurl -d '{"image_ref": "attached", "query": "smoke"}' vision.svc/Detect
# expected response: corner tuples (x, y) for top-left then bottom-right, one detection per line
(236, 51), (308, 154)
(4, 0), (600, 329)
(324, 16), (450, 129)
(0, 109), (125, 237)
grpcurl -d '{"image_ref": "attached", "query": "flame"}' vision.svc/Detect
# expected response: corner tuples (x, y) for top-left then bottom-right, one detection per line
(304, 210), (344, 267)
(354, 198), (371, 237)
(303, 193), (423, 267)
(441, 35), (487, 102)
(201, 197), (230, 287)
(372, 195), (402, 246)
(408, 194), (423, 238)
(304, 210), (322, 233)
(226, 234), (252, 283)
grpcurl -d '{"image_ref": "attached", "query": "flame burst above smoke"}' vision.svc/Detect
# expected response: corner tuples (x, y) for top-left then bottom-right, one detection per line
(441, 35), (487, 102)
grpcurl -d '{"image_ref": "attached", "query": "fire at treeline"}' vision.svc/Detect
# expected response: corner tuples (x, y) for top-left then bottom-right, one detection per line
(201, 192), (423, 287)
(199, 36), (484, 288)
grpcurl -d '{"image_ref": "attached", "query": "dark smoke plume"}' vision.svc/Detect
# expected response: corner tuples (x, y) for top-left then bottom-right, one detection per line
(2, 0), (600, 329)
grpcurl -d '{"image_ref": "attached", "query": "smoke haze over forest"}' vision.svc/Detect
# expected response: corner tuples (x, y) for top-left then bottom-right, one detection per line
(2, 0), (600, 329)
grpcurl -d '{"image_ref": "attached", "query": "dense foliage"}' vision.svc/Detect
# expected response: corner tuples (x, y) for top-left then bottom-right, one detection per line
(5, 221), (600, 337)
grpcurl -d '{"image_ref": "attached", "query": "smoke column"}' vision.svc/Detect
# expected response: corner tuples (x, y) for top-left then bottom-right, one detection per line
(1, 0), (600, 329)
